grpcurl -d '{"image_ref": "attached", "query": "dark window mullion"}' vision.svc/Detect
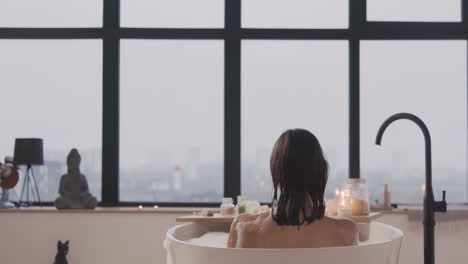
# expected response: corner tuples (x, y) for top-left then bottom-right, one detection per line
(362, 22), (466, 37)
(464, 0), (468, 23)
(0, 28), (102, 39)
(463, 0), (468, 202)
(102, 0), (120, 206)
(119, 28), (224, 39)
(349, 0), (365, 179)
(241, 28), (349, 40)
(224, 0), (241, 199)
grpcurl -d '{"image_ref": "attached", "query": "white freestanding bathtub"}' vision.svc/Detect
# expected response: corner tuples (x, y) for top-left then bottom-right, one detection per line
(164, 221), (403, 264)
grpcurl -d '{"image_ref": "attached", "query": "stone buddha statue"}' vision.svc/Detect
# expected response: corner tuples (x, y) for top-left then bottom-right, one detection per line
(55, 149), (97, 209)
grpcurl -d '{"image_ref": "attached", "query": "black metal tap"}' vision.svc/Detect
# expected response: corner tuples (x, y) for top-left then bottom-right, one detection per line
(375, 113), (447, 264)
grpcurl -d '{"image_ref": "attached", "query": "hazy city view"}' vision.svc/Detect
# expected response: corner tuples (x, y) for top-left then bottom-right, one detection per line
(241, 40), (349, 202)
(361, 41), (468, 203)
(119, 40), (224, 202)
(0, 40), (102, 203)
(2, 39), (467, 204)
(1, 2), (467, 205)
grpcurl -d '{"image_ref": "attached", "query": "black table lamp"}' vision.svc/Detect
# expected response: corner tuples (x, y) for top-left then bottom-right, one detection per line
(13, 138), (44, 207)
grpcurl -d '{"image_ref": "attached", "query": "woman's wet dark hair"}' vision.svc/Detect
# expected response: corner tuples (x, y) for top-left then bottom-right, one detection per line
(270, 129), (329, 226)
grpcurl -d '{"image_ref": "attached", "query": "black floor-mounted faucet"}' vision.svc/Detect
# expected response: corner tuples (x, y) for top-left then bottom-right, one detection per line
(375, 113), (447, 264)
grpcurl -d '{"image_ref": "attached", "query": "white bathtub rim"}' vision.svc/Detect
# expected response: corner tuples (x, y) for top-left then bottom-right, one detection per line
(166, 221), (403, 251)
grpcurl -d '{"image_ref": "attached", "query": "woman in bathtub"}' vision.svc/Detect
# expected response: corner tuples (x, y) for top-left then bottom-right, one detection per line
(228, 129), (358, 248)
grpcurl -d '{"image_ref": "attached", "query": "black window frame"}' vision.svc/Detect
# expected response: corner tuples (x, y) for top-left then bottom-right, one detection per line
(1, 0), (467, 206)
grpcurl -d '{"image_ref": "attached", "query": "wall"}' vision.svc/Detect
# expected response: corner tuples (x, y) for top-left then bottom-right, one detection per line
(1, 210), (184, 264)
(1, 210), (468, 264)
(382, 211), (468, 264)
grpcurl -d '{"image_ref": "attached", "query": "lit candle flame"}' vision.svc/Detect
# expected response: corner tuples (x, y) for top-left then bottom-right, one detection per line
(138, 205), (143, 209)
(154, 205), (159, 209)
(335, 188), (341, 197)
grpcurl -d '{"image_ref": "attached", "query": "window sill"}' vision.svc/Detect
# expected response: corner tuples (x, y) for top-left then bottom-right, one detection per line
(1, 205), (467, 215)
(0, 206), (212, 214)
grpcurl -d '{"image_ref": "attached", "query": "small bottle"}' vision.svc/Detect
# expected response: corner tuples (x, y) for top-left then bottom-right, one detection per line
(220, 197), (235, 215)
(236, 195), (247, 214)
(381, 184), (391, 209)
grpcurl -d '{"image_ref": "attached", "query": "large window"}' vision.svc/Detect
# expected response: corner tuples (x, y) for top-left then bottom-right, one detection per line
(361, 41), (467, 203)
(242, 41), (349, 201)
(121, 0), (224, 28)
(242, 0), (348, 28)
(367, 0), (461, 22)
(0, 0), (102, 27)
(1, 1), (467, 205)
(0, 40), (102, 201)
(120, 40), (224, 202)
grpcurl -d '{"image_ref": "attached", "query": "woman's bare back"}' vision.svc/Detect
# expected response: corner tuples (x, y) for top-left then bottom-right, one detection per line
(227, 211), (358, 248)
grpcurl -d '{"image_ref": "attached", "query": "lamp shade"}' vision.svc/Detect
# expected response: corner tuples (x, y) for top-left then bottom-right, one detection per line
(13, 138), (44, 166)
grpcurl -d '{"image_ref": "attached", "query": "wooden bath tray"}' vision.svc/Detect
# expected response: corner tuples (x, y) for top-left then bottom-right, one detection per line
(176, 212), (382, 223)
(347, 212), (382, 223)
(176, 213), (235, 223)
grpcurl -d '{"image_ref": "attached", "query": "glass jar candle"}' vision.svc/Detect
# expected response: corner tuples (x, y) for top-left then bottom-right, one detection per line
(341, 178), (370, 216)
(220, 197), (235, 215)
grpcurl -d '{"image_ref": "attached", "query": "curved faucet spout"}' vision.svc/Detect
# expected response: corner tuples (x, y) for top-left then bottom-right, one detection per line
(375, 112), (432, 187)
(375, 112), (446, 264)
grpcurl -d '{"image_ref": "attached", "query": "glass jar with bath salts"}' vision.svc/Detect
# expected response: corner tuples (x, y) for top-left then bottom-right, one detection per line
(220, 197), (235, 215)
(341, 178), (370, 216)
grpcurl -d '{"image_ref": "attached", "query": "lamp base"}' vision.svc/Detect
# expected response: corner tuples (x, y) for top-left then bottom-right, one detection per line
(18, 165), (41, 207)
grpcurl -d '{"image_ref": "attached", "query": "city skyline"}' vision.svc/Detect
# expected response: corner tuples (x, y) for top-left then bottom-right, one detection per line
(4, 144), (466, 204)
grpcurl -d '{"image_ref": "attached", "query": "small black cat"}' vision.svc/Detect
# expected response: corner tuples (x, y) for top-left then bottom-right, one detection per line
(54, 240), (69, 264)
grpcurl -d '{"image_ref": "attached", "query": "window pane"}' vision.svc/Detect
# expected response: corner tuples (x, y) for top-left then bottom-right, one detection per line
(120, 40), (224, 202)
(242, 40), (349, 202)
(0, 0), (102, 27)
(0, 40), (102, 201)
(368, 0), (461, 22)
(242, 0), (348, 29)
(121, 0), (224, 28)
(361, 41), (467, 203)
